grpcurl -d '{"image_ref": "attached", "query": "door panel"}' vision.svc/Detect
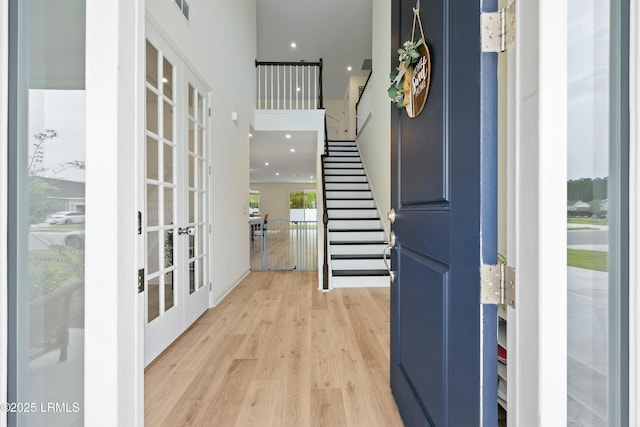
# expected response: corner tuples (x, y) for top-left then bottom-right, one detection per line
(390, 0), (498, 425)
(144, 32), (210, 365)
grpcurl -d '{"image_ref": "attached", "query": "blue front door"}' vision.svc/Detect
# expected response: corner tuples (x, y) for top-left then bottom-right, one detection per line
(390, 0), (499, 425)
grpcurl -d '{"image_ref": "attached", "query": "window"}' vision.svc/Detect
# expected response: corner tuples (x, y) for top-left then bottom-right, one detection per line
(289, 190), (316, 222)
(8, 0), (86, 424)
(249, 190), (260, 216)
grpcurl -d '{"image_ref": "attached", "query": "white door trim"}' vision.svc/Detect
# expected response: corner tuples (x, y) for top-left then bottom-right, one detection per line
(0, 0), (9, 425)
(513, 0), (568, 424)
(630, 0), (639, 424)
(85, 1), (144, 425)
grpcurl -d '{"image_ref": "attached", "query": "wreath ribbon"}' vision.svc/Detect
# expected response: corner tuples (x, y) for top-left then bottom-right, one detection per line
(404, 3), (427, 105)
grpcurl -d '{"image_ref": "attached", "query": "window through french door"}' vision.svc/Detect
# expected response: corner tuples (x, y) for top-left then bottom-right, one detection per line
(143, 31), (210, 365)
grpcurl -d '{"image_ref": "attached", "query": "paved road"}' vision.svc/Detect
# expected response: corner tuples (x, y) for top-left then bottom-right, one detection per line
(567, 229), (608, 246)
(29, 231), (69, 250)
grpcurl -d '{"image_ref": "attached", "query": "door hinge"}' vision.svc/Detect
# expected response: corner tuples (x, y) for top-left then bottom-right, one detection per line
(208, 108), (211, 117)
(481, 264), (515, 308)
(481, 2), (516, 53)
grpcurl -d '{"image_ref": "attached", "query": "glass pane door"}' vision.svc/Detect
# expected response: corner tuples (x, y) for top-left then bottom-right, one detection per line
(567, 0), (627, 424)
(146, 40), (177, 323)
(144, 33), (211, 364)
(8, 1), (86, 424)
(186, 83), (208, 296)
(183, 73), (210, 326)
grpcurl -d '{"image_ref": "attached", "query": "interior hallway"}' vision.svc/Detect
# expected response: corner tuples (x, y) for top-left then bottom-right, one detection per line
(144, 271), (403, 426)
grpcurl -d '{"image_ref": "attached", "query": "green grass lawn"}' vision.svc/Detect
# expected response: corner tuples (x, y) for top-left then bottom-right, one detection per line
(567, 249), (608, 272)
(567, 227), (599, 231)
(30, 223), (84, 232)
(567, 218), (608, 226)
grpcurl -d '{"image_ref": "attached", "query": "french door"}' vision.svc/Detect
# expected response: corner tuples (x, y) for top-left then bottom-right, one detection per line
(143, 31), (210, 365)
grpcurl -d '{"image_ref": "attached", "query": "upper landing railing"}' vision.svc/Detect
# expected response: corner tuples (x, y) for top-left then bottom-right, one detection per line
(255, 59), (324, 110)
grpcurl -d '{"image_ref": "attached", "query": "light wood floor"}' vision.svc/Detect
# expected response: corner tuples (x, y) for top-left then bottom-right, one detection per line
(144, 271), (404, 427)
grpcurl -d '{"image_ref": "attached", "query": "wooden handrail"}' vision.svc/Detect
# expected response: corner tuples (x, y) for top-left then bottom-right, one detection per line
(355, 71), (372, 136)
(255, 60), (322, 67)
(321, 153), (329, 290)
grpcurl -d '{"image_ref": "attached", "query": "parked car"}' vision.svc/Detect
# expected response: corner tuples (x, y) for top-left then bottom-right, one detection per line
(64, 230), (85, 249)
(45, 211), (85, 225)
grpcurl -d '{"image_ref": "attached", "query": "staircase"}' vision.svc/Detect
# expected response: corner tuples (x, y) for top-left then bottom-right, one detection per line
(323, 140), (390, 287)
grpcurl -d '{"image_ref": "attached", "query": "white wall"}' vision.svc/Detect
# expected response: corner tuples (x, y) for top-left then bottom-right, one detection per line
(324, 98), (346, 140)
(146, 0), (257, 303)
(355, 0), (391, 235)
(345, 75), (369, 139)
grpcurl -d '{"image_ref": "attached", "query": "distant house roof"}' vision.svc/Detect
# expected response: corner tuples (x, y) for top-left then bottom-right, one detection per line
(35, 177), (85, 198)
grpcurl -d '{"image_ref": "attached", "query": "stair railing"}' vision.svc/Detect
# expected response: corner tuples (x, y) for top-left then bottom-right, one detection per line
(321, 111), (330, 290)
(255, 59), (324, 110)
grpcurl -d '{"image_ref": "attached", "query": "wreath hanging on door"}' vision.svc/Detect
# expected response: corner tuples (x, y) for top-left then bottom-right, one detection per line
(388, 2), (431, 118)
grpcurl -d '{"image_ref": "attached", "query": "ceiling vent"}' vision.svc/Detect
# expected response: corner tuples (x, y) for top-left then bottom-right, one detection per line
(361, 59), (372, 71)
(174, 0), (190, 20)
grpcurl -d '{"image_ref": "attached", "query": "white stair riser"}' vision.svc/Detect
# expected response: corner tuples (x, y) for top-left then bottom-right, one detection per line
(326, 156), (361, 162)
(329, 219), (382, 229)
(324, 169), (365, 175)
(324, 175), (368, 182)
(331, 259), (387, 270)
(326, 191), (372, 199)
(324, 162), (363, 168)
(327, 141), (357, 147)
(325, 182), (369, 190)
(326, 199), (375, 208)
(330, 244), (387, 255)
(332, 275), (390, 288)
(328, 151), (360, 157)
(330, 231), (385, 241)
(328, 209), (379, 218)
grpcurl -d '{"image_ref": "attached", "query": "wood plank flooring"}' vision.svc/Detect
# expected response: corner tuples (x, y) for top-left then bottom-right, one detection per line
(145, 271), (404, 426)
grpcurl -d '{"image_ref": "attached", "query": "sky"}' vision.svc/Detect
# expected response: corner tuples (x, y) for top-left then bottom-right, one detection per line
(567, 0), (610, 180)
(28, 90), (86, 182)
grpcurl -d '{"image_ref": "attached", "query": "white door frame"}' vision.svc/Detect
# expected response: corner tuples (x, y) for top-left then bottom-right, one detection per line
(85, 1), (144, 426)
(630, 1), (639, 424)
(512, 0), (568, 425)
(0, 1), (10, 425)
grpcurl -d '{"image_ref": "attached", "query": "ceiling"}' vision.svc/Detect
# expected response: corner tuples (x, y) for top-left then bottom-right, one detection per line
(249, 130), (318, 183)
(251, 0), (372, 184)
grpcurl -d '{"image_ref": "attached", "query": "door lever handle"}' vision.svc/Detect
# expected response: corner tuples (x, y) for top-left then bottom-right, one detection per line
(383, 231), (396, 283)
(177, 226), (195, 236)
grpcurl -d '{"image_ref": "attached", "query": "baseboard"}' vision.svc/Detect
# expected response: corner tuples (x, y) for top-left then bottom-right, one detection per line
(212, 269), (250, 307)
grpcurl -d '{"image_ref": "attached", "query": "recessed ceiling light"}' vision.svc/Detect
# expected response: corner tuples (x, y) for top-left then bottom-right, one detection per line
(162, 77), (169, 83)
(347, 66), (352, 71)
(264, 162), (269, 166)
(290, 148), (295, 152)
(248, 133), (253, 137)
(291, 42), (297, 48)
(296, 87), (301, 92)
(309, 176), (313, 179)
(275, 172), (280, 176)
(285, 134), (291, 139)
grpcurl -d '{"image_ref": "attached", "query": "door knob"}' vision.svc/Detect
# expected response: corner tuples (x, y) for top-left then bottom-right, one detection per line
(177, 226), (195, 236)
(388, 209), (396, 224)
